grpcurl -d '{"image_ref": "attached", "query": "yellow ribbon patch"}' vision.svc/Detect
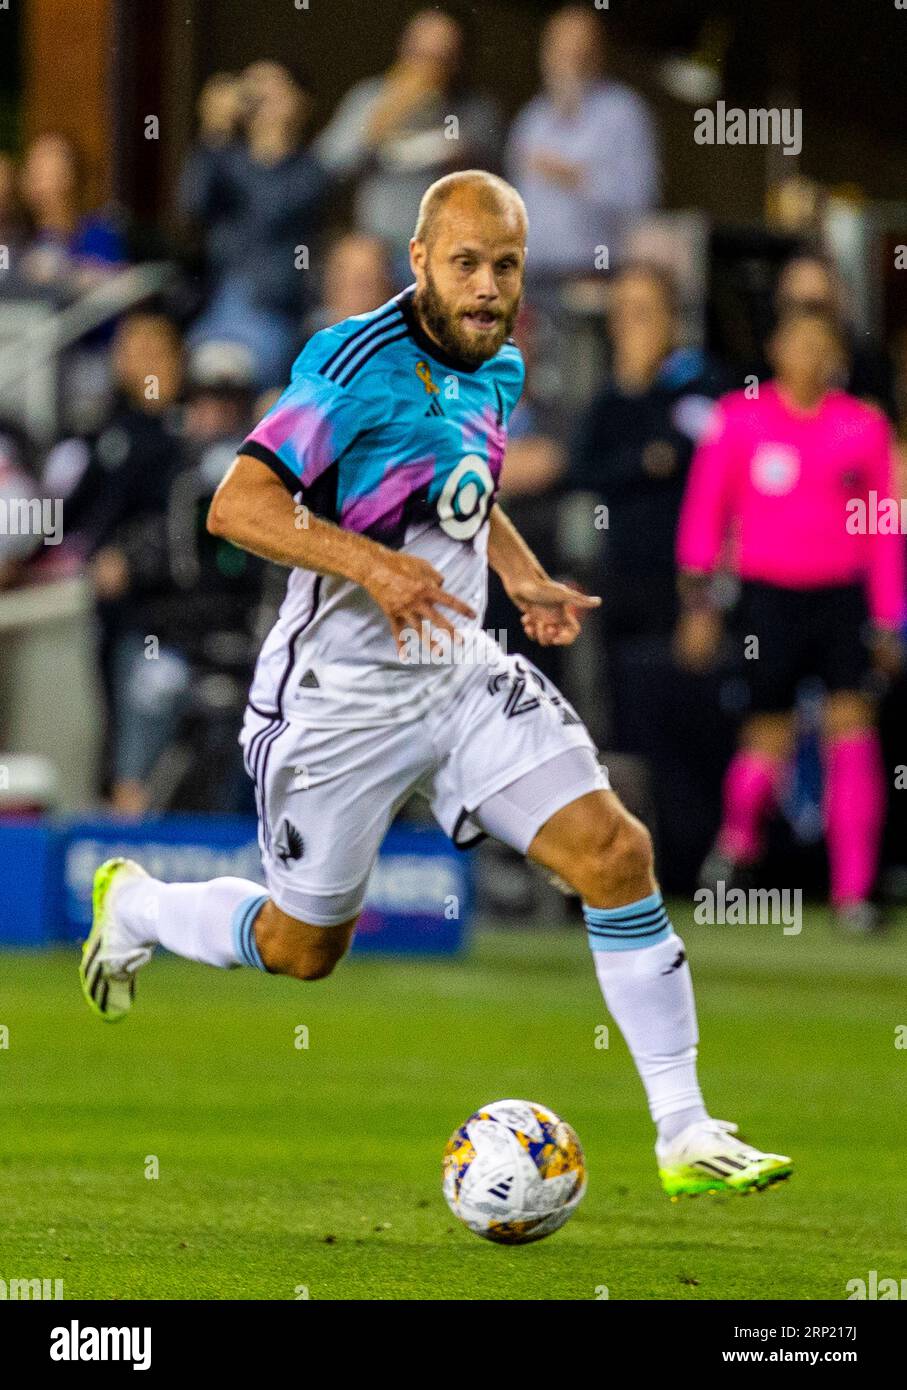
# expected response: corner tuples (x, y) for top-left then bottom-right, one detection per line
(415, 359), (440, 395)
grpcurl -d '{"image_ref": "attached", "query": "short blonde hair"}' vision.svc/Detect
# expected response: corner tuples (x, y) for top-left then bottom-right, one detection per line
(413, 170), (527, 246)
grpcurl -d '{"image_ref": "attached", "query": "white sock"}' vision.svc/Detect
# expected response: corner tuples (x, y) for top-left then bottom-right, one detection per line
(584, 896), (707, 1144)
(115, 876), (269, 970)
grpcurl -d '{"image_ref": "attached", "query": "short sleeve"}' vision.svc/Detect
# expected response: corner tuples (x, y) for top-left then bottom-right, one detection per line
(241, 374), (375, 498)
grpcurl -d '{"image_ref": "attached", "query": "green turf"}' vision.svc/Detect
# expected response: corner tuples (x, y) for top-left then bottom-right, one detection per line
(2, 907), (906, 1300)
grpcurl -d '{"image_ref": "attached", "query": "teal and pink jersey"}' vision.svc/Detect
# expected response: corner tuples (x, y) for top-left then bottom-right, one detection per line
(239, 287), (525, 724)
(677, 382), (906, 629)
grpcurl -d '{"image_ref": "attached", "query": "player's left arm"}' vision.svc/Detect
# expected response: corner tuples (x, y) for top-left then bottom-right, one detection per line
(486, 503), (600, 647)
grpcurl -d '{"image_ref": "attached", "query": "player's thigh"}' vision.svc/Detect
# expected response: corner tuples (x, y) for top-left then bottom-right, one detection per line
(812, 587), (876, 739)
(813, 583), (873, 698)
(242, 708), (431, 930)
(429, 653), (653, 903)
(254, 900), (358, 980)
(426, 652), (603, 849)
(737, 582), (803, 718)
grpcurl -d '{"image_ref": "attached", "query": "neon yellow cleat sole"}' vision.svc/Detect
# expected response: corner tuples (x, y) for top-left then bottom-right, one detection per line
(659, 1157), (794, 1199)
(78, 857), (147, 1022)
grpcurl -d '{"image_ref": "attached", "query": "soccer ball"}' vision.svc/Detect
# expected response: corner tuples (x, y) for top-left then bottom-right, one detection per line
(442, 1098), (586, 1244)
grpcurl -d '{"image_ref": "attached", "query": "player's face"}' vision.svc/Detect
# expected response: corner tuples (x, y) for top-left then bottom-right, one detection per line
(412, 205), (525, 367)
(114, 316), (184, 408)
(771, 319), (843, 393)
(610, 273), (676, 366)
(541, 8), (604, 89)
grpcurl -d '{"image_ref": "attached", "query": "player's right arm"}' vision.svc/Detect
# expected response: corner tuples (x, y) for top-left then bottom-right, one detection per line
(208, 453), (474, 647)
(211, 354), (476, 647)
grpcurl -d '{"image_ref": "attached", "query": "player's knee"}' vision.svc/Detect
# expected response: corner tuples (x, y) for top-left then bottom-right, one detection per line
(575, 811), (654, 903)
(255, 905), (356, 981)
(743, 713), (794, 761)
(290, 949), (342, 982)
(273, 936), (348, 982)
(823, 691), (874, 740)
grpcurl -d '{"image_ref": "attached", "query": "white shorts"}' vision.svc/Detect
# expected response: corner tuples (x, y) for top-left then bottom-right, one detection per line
(239, 652), (609, 925)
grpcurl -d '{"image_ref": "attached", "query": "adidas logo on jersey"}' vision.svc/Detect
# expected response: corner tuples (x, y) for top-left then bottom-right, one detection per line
(299, 669), (320, 688)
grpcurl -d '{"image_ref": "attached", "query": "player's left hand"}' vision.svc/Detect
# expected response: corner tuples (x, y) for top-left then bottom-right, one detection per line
(506, 576), (601, 647)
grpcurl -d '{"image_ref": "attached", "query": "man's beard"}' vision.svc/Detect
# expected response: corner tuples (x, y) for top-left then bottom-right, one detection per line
(415, 271), (519, 367)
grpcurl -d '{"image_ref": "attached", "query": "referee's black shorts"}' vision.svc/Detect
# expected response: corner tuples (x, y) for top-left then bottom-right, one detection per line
(735, 581), (873, 714)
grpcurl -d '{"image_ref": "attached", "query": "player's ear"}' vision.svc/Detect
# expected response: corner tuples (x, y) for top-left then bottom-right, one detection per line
(410, 237), (426, 282)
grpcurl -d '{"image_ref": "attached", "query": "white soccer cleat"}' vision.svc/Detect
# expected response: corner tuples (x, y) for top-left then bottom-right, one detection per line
(657, 1117), (793, 1198)
(79, 858), (154, 1022)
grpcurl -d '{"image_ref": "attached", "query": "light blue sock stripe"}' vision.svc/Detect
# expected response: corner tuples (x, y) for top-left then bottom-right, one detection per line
(584, 892), (664, 924)
(584, 893), (673, 952)
(231, 899), (254, 966)
(231, 894), (269, 970)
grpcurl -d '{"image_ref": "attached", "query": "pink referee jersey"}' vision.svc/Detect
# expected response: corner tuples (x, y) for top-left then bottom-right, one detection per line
(676, 382), (906, 629)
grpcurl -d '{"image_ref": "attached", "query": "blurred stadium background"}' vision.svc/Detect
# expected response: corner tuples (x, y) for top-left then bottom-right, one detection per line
(2, 0), (907, 934)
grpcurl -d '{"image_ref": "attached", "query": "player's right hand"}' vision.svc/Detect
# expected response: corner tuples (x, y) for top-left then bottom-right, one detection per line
(364, 552), (476, 655)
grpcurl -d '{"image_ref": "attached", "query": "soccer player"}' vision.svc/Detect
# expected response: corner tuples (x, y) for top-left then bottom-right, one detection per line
(80, 171), (791, 1197)
(677, 305), (905, 932)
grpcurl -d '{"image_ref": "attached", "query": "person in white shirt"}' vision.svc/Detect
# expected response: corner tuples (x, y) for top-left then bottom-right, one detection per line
(506, 5), (660, 278)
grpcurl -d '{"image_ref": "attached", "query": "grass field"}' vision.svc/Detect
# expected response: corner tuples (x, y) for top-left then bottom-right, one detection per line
(2, 907), (906, 1300)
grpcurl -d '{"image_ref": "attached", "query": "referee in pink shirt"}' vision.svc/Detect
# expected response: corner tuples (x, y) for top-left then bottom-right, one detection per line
(675, 305), (906, 931)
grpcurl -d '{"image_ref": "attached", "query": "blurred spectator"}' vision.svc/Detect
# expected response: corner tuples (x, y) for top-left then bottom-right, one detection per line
(302, 232), (395, 337)
(677, 306), (905, 930)
(55, 307), (184, 550)
(772, 253), (897, 420)
(47, 308), (185, 811)
(765, 174), (827, 243)
(178, 62), (329, 388)
(126, 341), (265, 814)
(506, 5), (659, 280)
(571, 263), (726, 689)
(18, 131), (127, 289)
(314, 8), (501, 275)
(52, 315), (267, 813)
(569, 262), (729, 885)
(0, 152), (30, 267)
(183, 340), (257, 443)
(0, 421), (42, 588)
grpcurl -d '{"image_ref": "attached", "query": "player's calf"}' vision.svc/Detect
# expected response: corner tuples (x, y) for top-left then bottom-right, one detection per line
(253, 901), (358, 981)
(79, 864), (357, 1022)
(526, 787), (792, 1195)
